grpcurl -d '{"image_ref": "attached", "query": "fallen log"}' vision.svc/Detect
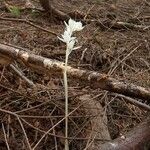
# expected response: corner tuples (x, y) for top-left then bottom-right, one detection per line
(98, 116), (150, 150)
(0, 43), (150, 100)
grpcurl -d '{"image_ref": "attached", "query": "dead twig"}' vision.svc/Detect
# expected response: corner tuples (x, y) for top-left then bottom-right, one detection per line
(86, 19), (150, 31)
(32, 102), (84, 150)
(0, 108), (32, 150)
(108, 44), (141, 75)
(113, 21), (150, 30)
(16, 116), (32, 150)
(112, 94), (150, 111)
(0, 17), (57, 36)
(9, 64), (35, 87)
(2, 123), (11, 150)
(50, 119), (58, 150)
(21, 118), (109, 141)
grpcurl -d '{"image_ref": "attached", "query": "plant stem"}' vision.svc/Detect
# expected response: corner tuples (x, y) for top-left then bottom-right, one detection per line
(64, 52), (69, 150)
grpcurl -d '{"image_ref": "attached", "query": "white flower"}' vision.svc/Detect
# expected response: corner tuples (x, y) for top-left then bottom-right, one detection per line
(65, 18), (84, 34)
(58, 30), (76, 44)
(58, 18), (84, 55)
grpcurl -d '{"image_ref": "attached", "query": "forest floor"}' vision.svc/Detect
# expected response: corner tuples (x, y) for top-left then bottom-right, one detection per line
(0, 0), (150, 149)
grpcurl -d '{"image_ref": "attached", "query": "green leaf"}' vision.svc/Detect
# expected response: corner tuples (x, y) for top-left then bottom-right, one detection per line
(8, 6), (21, 17)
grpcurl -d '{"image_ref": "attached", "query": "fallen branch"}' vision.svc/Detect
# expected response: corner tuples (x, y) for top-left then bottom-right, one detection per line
(111, 21), (150, 30)
(86, 19), (150, 31)
(114, 94), (150, 111)
(98, 116), (150, 150)
(9, 64), (35, 87)
(0, 17), (57, 36)
(0, 43), (150, 100)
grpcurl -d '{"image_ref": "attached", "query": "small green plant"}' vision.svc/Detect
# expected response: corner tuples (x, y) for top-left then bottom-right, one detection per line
(58, 19), (84, 150)
(8, 6), (21, 17)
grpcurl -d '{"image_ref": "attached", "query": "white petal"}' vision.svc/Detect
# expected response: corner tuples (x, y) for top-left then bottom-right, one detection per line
(68, 40), (76, 50)
(61, 30), (71, 43)
(64, 21), (68, 27)
(68, 19), (75, 28)
(67, 18), (84, 32)
(75, 22), (84, 31)
(73, 46), (81, 50)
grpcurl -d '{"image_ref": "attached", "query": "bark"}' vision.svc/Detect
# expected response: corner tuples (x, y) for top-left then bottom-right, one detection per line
(39, 0), (69, 20)
(98, 116), (150, 150)
(0, 43), (150, 100)
(39, 0), (51, 12)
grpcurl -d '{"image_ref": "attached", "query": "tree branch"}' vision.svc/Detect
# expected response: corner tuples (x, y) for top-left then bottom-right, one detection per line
(98, 116), (150, 150)
(0, 43), (150, 100)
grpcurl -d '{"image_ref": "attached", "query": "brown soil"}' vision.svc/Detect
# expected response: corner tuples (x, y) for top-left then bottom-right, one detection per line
(0, 0), (149, 149)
